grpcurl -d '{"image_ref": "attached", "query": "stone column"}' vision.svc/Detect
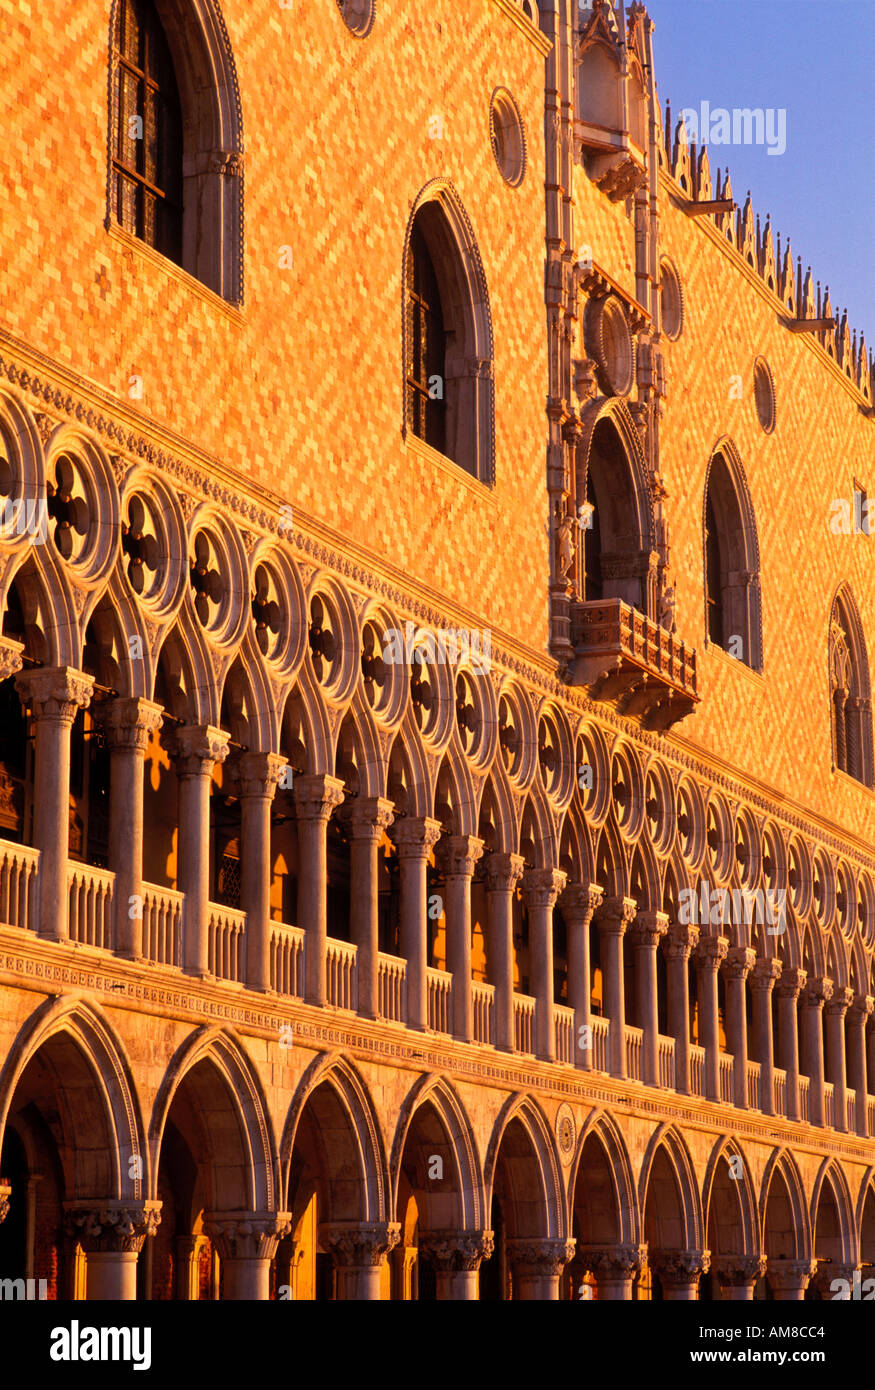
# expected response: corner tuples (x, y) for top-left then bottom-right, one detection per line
(339, 797), (395, 1020)
(323, 1222), (400, 1301)
(847, 995), (874, 1137)
(436, 836), (484, 1044)
(767, 1258), (817, 1301)
(714, 1255), (768, 1301)
(776, 967), (806, 1122)
(294, 774), (346, 1006)
(750, 958), (782, 1115)
(723, 946), (756, 1110)
(596, 897), (637, 1079)
(202, 1212), (291, 1300)
(577, 1244), (646, 1301)
(666, 923), (699, 1095)
(418, 1230), (494, 1300)
(485, 853), (525, 1052)
(168, 724), (230, 978)
(630, 911), (668, 1086)
(229, 752), (286, 993)
(392, 817), (442, 1032)
(98, 698), (164, 960)
(651, 1250), (710, 1301)
(522, 868), (567, 1062)
(506, 1238), (576, 1301)
(15, 667), (94, 942)
(64, 1203), (161, 1301)
(693, 936), (729, 1101)
(562, 882), (604, 1072)
(801, 976), (833, 1128)
(825, 985), (853, 1133)
(175, 1234), (207, 1300)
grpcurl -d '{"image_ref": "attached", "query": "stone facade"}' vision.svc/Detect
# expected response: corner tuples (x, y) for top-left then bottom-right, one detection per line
(0, 0), (873, 1301)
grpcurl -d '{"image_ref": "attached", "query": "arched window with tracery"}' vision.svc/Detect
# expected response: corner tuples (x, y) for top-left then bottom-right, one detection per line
(702, 443), (763, 670)
(402, 186), (495, 483)
(829, 587), (873, 785)
(109, 0), (244, 302)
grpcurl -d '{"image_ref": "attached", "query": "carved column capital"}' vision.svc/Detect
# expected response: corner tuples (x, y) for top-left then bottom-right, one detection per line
(751, 957), (783, 992)
(338, 796), (395, 840)
(521, 867), (567, 910)
(776, 966), (807, 1000)
(435, 835), (484, 880)
(418, 1229), (494, 1271)
(167, 722), (230, 775)
(15, 666), (94, 723)
(0, 1183), (10, 1225)
(97, 696), (164, 752)
(767, 1258), (818, 1293)
(577, 1243), (647, 1279)
(0, 636), (24, 683)
(322, 1221), (401, 1267)
(505, 1237), (576, 1275)
(665, 921), (700, 960)
(630, 910), (669, 948)
(802, 976), (833, 1009)
(202, 1211), (292, 1261)
(560, 880), (604, 922)
(595, 895), (637, 936)
(293, 772), (346, 822)
(826, 985), (854, 1018)
(722, 946), (757, 981)
(484, 851), (525, 895)
(693, 935), (729, 972)
(851, 994), (875, 1020)
(230, 751), (288, 799)
(651, 1248), (711, 1285)
(63, 1201), (162, 1254)
(713, 1254), (768, 1288)
(391, 816), (442, 859)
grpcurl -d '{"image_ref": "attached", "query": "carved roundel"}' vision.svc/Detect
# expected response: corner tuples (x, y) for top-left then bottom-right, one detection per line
(660, 256), (684, 341)
(537, 706), (573, 805)
(811, 849), (835, 929)
(497, 684), (536, 789)
(121, 478), (185, 617)
(0, 399), (41, 550)
(761, 823), (787, 906)
(408, 627), (453, 749)
(676, 778), (705, 868)
(307, 584), (358, 702)
(857, 873), (875, 950)
(44, 439), (119, 584)
(753, 356), (776, 434)
(555, 1103), (576, 1165)
(610, 741), (644, 842)
(705, 792), (733, 881)
(733, 808), (760, 891)
(454, 666), (496, 770)
(586, 295), (636, 397)
(835, 861), (855, 942)
(575, 722), (610, 827)
(787, 836), (812, 919)
(335, 0), (375, 38)
(360, 610), (405, 727)
(490, 87), (527, 188)
(643, 758), (675, 856)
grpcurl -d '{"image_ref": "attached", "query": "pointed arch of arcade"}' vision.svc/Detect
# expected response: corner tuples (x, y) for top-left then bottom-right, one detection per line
(389, 1073), (485, 1231)
(0, 995), (147, 1202)
(569, 1108), (639, 1245)
(149, 1025), (279, 1212)
(279, 1051), (390, 1223)
(638, 1123), (705, 1251)
(810, 1157), (856, 1266)
(702, 1135), (760, 1257)
(759, 1148), (812, 1260)
(484, 1093), (568, 1240)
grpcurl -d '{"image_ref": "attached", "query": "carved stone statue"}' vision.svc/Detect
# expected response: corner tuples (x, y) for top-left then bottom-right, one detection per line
(556, 501), (576, 581)
(658, 579), (677, 633)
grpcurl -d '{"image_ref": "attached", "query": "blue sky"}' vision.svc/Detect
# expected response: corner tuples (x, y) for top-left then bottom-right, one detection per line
(649, 0), (875, 348)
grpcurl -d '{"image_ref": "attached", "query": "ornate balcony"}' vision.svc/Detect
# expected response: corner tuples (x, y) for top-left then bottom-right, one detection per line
(570, 598), (700, 729)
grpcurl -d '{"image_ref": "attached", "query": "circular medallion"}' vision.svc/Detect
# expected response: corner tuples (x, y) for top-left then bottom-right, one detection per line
(556, 1103), (576, 1164)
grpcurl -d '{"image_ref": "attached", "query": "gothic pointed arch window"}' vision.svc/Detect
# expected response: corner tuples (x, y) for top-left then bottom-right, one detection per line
(109, 0), (244, 303)
(403, 185), (495, 484)
(829, 587), (873, 785)
(702, 443), (763, 670)
(576, 404), (656, 615)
